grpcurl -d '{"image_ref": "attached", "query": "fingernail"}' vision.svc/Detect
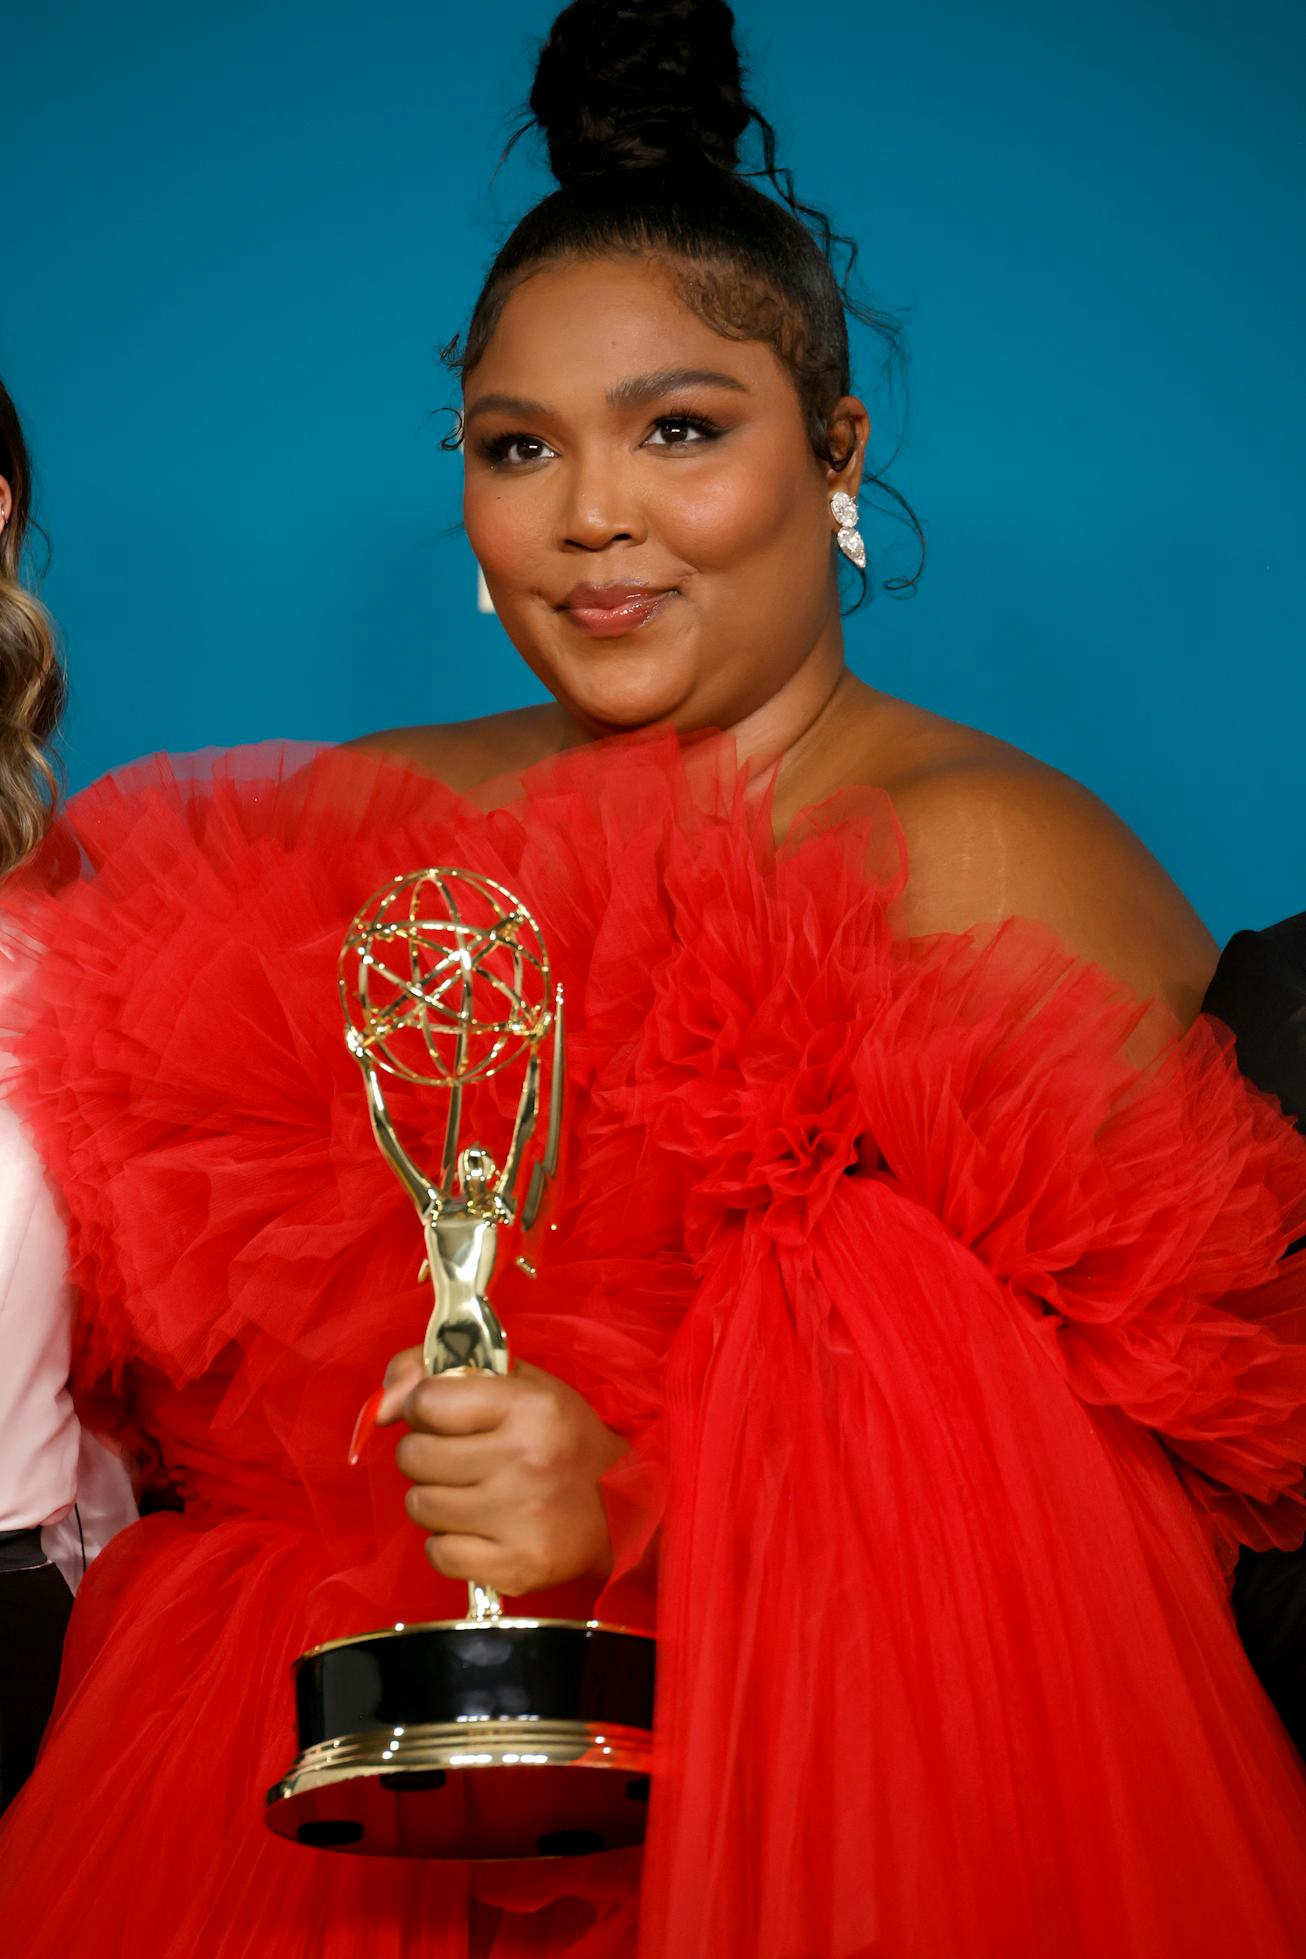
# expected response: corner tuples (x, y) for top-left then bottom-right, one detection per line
(378, 1379), (414, 1424)
(347, 1387), (384, 1467)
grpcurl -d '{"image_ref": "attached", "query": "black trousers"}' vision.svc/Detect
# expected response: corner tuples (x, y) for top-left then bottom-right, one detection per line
(0, 1534), (73, 1812)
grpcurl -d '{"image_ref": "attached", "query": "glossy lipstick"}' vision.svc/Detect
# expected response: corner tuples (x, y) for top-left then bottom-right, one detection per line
(559, 582), (674, 638)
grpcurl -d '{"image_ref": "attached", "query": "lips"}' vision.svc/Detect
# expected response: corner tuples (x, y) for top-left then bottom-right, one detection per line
(558, 583), (675, 638)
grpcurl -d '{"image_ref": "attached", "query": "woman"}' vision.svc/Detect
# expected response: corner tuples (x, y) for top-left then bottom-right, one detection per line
(0, 380), (62, 876)
(1, 2), (1304, 1952)
(0, 379), (134, 1810)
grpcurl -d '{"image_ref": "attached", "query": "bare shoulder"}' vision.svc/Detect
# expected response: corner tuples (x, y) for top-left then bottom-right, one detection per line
(867, 705), (1217, 1026)
(348, 706), (564, 796)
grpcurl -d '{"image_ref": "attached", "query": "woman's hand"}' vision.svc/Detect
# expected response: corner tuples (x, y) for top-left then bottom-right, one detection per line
(376, 1351), (628, 1597)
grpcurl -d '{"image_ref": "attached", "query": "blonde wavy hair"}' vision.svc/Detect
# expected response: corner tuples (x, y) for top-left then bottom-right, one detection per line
(0, 380), (66, 876)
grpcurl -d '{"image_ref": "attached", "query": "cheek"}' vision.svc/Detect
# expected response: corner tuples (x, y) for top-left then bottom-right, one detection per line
(652, 442), (814, 572)
(464, 483), (552, 587)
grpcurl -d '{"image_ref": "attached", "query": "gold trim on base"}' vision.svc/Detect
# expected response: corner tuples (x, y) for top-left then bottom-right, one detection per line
(269, 1717), (653, 1800)
(295, 1615), (653, 1662)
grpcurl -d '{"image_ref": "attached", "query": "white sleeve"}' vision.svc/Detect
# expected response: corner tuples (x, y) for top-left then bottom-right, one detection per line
(42, 1429), (138, 1594)
(0, 1101), (137, 1592)
(0, 1100), (80, 1533)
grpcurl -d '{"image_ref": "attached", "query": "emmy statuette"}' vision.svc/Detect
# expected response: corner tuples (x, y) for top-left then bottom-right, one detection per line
(265, 870), (654, 1859)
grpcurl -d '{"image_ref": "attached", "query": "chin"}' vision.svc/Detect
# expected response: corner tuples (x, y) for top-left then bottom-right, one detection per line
(573, 701), (684, 737)
(512, 606), (711, 734)
(550, 665), (700, 737)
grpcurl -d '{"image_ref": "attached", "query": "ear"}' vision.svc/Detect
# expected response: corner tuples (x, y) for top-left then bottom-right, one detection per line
(824, 397), (871, 501)
(0, 476), (12, 533)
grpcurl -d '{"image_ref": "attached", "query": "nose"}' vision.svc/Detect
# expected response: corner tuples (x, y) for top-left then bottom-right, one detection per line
(557, 448), (646, 554)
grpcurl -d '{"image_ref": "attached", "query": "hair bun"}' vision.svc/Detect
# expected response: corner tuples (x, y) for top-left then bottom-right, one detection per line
(530, 0), (752, 183)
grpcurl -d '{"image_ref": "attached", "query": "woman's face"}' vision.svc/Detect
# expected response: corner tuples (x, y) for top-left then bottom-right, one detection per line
(462, 257), (865, 736)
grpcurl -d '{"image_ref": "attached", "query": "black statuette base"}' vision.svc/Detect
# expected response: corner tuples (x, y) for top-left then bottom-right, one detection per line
(265, 1618), (655, 1861)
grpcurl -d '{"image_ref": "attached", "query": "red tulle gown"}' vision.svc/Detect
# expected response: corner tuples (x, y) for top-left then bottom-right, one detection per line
(1, 734), (1305, 1958)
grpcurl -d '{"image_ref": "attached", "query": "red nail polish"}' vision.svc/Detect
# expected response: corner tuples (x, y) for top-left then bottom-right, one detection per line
(348, 1387), (384, 1467)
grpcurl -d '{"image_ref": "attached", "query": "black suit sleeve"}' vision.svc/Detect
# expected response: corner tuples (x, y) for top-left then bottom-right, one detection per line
(1203, 913), (1306, 1757)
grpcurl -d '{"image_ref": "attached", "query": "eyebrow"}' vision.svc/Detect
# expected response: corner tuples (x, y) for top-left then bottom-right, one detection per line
(463, 366), (752, 425)
(608, 366), (752, 408)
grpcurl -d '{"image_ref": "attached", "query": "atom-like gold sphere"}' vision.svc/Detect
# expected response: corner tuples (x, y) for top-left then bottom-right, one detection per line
(340, 868), (552, 1088)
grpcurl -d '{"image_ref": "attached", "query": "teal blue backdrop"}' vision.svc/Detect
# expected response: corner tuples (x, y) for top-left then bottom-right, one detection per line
(5, 0), (1303, 940)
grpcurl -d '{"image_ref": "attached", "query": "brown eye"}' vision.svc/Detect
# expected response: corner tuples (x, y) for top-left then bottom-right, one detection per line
(644, 415), (723, 449)
(480, 433), (557, 466)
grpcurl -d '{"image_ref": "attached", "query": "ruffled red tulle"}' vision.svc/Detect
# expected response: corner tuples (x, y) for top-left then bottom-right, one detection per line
(1, 733), (1305, 1956)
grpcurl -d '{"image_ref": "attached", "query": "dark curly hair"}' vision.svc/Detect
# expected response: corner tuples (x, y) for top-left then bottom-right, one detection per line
(444, 0), (924, 601)
(0, 381), (65, 876)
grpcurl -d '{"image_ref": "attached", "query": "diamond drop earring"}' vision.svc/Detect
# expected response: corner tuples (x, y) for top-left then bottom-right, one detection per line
(830, 490), (866, 570)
